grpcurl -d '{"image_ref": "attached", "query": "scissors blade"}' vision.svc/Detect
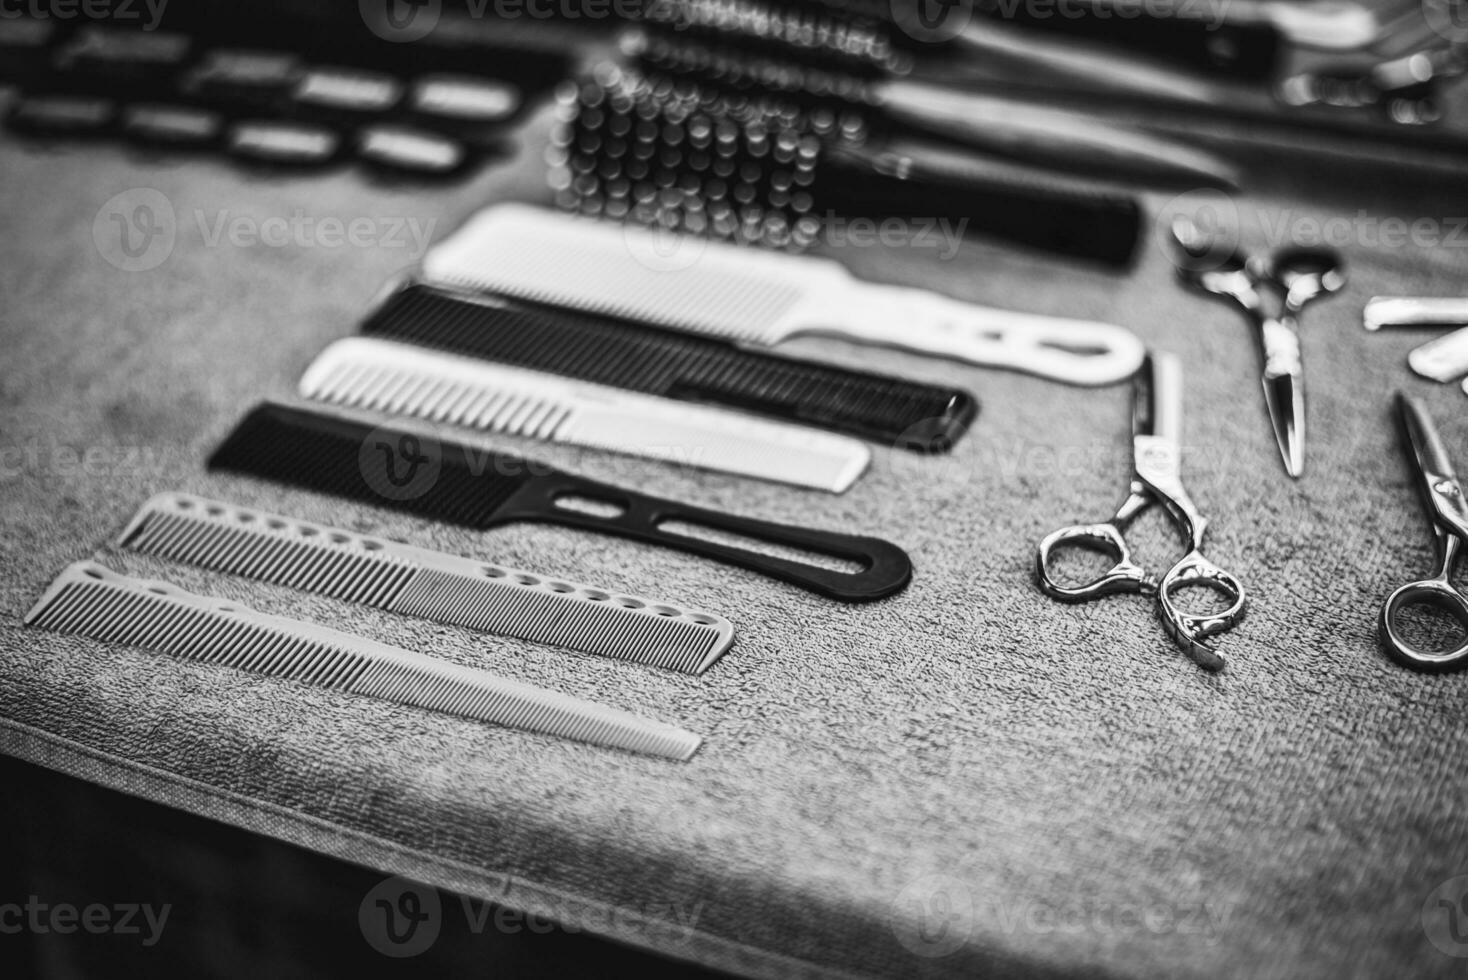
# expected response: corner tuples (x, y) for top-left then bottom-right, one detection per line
(1396, 393), (1468, 538)
(1132, 352), (1182, 445)
(1261, 371), (1305, 479)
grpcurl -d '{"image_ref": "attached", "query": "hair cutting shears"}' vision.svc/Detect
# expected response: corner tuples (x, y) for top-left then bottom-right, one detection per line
(1380, 393), (1468, 671)
(1036, 352), (1246, 672)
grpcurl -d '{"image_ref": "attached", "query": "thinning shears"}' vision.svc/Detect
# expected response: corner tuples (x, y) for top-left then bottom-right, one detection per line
(1036, 352), (1247, 671)
(1380, 393), (1468, 671)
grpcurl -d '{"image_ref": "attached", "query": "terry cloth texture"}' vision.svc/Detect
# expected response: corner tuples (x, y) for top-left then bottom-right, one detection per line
(2, 110), (1467, 980)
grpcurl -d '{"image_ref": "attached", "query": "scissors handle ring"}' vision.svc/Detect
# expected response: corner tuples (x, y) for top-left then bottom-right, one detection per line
(1379, 579), (1468, 673)
(1035, 522), (1151, 602)
(1156, 551), (1247, 673)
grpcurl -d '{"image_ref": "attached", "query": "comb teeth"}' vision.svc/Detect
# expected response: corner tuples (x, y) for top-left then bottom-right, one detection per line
(370, 284), (976, 451)
(300, 338), (870, 491)
(25, 562), (704, 760)
(118, 493), (735, 674)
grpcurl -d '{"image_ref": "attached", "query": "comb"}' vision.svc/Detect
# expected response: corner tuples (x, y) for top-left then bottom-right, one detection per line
(423, 203), (1145, 387)
(117, 492), (735, 674)
(300, 338), (870, 493)
(25, 561), (702, 760)
(361, 282), (975, 451)
(208, 402), (913, 602)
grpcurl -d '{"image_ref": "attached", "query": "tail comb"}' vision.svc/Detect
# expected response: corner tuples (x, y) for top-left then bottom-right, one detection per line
(118, 492), (735, 674)
(25, 561), (703, 760)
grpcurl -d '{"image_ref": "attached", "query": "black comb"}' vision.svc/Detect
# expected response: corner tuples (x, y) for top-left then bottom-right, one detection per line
(208, 403), (913, 602)
(363, 282), (977, 452)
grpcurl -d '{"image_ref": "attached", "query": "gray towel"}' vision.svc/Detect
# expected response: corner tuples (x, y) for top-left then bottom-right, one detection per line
(3, 126), (1467, 980)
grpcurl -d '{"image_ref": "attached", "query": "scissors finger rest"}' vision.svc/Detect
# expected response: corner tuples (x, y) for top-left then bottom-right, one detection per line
(1379, 579), (1468, 672)
(1156, 552), (1247, 673)
(1035, 522), (1152, 601)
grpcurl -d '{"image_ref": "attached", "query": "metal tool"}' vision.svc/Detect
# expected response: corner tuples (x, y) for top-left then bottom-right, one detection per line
(1036, 352), (1246, 672)
(1172, 217), (1345, 478)
(1379, 394), (1468, 672)
(118, 492), (736, 674)
(424, 204), (1148, 387)
(25, 561), (704, 759)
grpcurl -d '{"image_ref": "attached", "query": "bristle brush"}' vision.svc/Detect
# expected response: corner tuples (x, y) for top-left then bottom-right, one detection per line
(549, 67), (1142, 265)
(625, 0), (1240, 189)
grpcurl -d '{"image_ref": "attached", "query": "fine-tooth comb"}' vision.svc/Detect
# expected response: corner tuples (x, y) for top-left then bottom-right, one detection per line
(25, 561), (702, 760)
(422, 203), (1146, 387)
(118, 492), (735, 674)
(300, 337), (871, 493)
(361, 281), (976, 451)
(208, 402), (913, 602)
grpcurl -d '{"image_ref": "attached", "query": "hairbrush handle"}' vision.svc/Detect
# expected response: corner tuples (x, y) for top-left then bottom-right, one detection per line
(822, 137), (1140, 266)
(881, 80), (1239, 189)
(801, 284), (1146, 387)
(496, 472), (913, 602)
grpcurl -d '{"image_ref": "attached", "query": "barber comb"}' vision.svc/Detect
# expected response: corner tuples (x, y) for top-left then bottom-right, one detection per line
(300, 338), (871, 493)
(548, 66), (1141, 265)
(208, 402), (913, 602)
(423, 204), (1146, 387)
(118, 492), (735, 674)
(25, 561), (702, 759)
(359, 282), (976, 451)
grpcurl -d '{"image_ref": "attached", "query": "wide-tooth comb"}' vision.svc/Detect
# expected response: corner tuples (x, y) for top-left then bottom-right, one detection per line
(208, 402), (914, 602)
(25, 561), (703, 760)
(423, 203), (1146, 387)
(362, 282), (976, 451)
(117, 492), (735, 674)
(300, 338), (871, 493)
(548, 68), (1142, 265)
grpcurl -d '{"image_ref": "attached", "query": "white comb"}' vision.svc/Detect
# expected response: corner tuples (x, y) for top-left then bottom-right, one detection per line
(421, 204), (1145, 387)
(299, 337), (870, 493)
(1408, 326), (1468, 388)
(25, 561), (703, 760)
(118, 492), (734, 675)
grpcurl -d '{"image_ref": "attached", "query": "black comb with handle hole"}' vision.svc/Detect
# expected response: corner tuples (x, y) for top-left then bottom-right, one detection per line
(363, 282), (977, 452)
(208, 403), (913, 602)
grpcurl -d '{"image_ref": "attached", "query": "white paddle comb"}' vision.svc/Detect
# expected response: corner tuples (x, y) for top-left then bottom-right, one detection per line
(422, 204), (1145, 387)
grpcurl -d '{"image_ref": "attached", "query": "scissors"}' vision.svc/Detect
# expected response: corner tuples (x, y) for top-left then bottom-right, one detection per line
(1036, 352), (1246, 672)
(1171, 217), (1344, 479)
(1380, 393), (1468, 672)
